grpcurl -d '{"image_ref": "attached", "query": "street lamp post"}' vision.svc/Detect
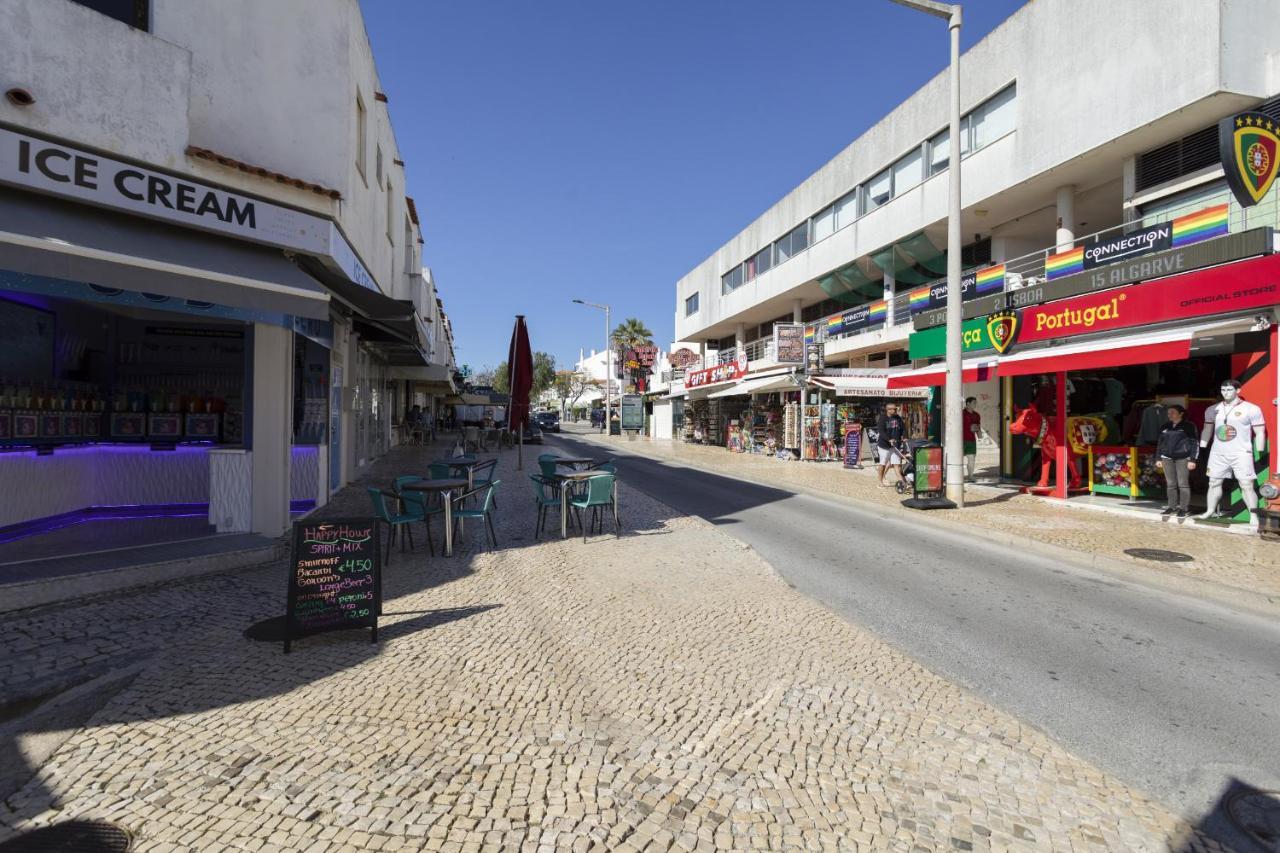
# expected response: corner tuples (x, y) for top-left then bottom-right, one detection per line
(572, 299), (612, 433)
(890, 0), (964, 506)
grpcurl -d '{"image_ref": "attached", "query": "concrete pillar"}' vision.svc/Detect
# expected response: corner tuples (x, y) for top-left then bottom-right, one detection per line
(792, 299), (803, 323)
(1055, 185), (1076, 251)
(735, 322), (746, 350)
(250, 321), (293, 536)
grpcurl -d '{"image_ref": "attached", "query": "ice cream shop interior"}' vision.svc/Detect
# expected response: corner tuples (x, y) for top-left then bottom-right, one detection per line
(0, 284), (335, 559)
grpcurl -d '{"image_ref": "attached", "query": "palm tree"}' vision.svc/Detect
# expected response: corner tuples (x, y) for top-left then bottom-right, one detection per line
(611, 317), (654, 348)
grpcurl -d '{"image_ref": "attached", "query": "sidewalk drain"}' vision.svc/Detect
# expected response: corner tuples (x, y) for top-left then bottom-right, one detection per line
(1227, 789), (1280, 850)
(0, 820), (131, 852)
(1123, 548), (1194, 562)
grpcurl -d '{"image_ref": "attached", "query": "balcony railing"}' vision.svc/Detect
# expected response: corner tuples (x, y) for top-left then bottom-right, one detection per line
(805, 188), (1256, 346)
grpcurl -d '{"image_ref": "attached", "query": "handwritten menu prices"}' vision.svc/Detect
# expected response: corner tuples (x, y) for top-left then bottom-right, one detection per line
(284, 519), (381, 652)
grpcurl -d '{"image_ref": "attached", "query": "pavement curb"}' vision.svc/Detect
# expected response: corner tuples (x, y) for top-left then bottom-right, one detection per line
(561, 431), (1280, 619)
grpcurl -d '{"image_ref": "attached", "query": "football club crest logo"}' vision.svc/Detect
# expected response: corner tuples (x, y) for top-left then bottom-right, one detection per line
(1220, 111), (1280, 207)
(986, 310), (1020, 354)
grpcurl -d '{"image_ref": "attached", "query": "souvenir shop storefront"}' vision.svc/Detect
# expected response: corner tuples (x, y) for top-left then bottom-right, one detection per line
(803, 372), (930, 464)
(898, 250), (1279, 523)
(682, 369), (800, 450)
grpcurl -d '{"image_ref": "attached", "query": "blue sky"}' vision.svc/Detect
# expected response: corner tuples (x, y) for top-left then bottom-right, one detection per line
(362, 0), (1028, 374)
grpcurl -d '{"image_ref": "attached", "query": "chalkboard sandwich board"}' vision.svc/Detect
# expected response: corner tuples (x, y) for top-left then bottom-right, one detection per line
(285, 518), (381, 653)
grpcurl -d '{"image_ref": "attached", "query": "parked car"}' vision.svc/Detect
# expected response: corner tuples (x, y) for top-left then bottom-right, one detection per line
(534, 411), (561, 433)
(521, 421), (544, 444)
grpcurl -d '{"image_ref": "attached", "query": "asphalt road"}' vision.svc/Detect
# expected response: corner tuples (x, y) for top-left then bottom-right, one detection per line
(549, 429), (1280, 850)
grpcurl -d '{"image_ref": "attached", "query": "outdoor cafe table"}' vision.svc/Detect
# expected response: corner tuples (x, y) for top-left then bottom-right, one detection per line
(400, 477), (469, 557)
(433, 456), (480, 488)
(557, 469), (615, 539)
(553, 457), (596, 470)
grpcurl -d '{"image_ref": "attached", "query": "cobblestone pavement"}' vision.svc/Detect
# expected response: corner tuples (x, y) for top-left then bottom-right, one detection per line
(0, 440), (1227, 851)
(565, 427), (1280, 602)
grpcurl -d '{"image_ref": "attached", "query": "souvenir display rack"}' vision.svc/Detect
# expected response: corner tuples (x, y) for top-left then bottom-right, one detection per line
(1087, 445), (1165, 500)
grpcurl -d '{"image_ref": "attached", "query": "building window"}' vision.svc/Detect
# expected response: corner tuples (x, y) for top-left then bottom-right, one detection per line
(835, 191), (858, 230)
(775, 222), (809, 264)
(892, 147), (923, 194)
(866, 168), (892, 211)
(753, 244), (773, 277)
(685, 293), (700, 316)
(376, 145), (383, 185)
(404, 216), (414, 274)
(386, 184), (394, 242)
(970, 83), (1016, 150)
(811, 204), (835, 244)
(721, 264), (744, 294)
(71, 0), (148, 29)
(355, 94), (368, 181)
(927, 128), (950, 175)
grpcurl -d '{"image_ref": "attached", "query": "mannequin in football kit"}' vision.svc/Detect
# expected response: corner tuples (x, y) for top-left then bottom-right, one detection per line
(1198, 379), (1266, 523)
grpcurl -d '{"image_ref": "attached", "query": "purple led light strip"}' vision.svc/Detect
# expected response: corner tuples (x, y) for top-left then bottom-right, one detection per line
(0, 500), (317, 544)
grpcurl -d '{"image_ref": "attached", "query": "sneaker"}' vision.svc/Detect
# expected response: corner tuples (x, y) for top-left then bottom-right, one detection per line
(1161, 507), (1176, 516)
(1176, 509), (1188, 519)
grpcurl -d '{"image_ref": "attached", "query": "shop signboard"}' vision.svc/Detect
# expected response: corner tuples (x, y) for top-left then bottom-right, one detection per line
(1045, 205), (1228, 281)
(285, 519), (381, 653)
(982, 251), (1280, 353)
(843, 422), (863, 468)
(0, 126), (331, 255)
(913, 445), (945, 498)
(1220, 111), (1280, 207)
(913, 224), (1272, 330)
(773, 323), (805, 364)
(620, 394), (644, 431)
(685, 353), (748, 389)
(832, 299), (888, 335)
(908, 318), (995, 360)
(805, 340), (825, 375)
(908, 265), (1005, 314)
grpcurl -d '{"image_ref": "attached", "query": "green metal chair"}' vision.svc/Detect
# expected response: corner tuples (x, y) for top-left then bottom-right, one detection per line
(368, 487), (423, 563)
(395, 476), (441, 556)
(529, 474), (562, 539)
(569, 474), (618, 542)
(537, 456), (559, 479)
(451, 480), (501, 550)
(429, 462), (453, 480)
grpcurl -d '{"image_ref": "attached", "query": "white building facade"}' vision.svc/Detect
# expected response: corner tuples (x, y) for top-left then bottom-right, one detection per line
(0, 0), (455, 539)
(672, 0), (1280, 506)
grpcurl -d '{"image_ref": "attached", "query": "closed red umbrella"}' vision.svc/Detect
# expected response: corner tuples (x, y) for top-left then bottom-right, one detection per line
(506, 315), (533, 468)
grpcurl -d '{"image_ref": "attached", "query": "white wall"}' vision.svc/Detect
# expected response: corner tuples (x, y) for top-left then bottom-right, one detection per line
(0, 0), (424, 304)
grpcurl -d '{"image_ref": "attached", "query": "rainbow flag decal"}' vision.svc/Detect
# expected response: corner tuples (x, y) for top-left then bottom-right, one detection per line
(1171, 204), (1229, 247)
(975, 264), (1005, 295)
(868, 300), (887, 324)
(908, 286), (932, 313)
(826, 314), (843, 332)
(804, 325), (816, 343)
(1045, 247), (1084, 280)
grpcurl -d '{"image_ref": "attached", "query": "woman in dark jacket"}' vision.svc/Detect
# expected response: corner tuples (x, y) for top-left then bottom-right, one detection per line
(1155, 404), (1198, 518)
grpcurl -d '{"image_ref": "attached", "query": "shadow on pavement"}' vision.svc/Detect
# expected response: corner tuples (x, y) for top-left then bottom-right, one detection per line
(1172, 777), (1280, 853)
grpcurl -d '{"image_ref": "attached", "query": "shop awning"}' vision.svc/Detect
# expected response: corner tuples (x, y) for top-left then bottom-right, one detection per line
(705, 371), (801, 399)
(808, 372), (929, 398)
(887, 358), (1000, 388)
(0, 189), (330, 319)
(994, 318), (1251, 377)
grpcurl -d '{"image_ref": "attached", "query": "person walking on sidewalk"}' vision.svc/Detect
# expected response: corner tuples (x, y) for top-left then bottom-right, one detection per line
(962, 397), (981, 481)
(1155, 404), (1198, 519)
(876, 403), (907, 487)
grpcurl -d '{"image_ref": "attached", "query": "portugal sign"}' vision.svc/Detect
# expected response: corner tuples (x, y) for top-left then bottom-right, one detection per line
(1221, 111), (1280, 207)
(986, 310), (1020, 354)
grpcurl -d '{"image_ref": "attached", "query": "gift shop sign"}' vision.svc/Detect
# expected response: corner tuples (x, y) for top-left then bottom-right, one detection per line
(993, 251), (1280, 352)
(685, 353), (748, 388)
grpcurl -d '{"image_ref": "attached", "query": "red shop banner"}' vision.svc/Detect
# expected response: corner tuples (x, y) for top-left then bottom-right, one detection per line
(685, 353), (749, 389)
(1012, 252), (1280, 347)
